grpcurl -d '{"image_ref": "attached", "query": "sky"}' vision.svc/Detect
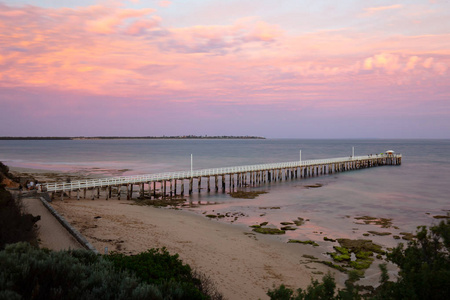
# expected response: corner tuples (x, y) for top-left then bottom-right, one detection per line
(0, 0), (449, 138)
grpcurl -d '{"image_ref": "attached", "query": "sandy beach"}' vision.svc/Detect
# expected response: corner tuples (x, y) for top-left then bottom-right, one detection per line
(7, 165), (395, 299)
(48, 198), (336, 300)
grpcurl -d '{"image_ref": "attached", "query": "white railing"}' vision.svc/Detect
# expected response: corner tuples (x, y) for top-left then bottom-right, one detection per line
(43, 154), (401, 192)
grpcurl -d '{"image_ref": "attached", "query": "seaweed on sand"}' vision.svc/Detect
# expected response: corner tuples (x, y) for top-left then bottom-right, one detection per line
(228, 191), (267, 199)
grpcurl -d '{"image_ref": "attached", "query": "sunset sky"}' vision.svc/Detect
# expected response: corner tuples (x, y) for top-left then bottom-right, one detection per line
(0, 0), (449, 138)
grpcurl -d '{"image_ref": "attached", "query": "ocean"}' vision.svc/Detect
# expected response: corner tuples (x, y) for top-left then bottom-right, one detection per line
(1, 138), (449, 248)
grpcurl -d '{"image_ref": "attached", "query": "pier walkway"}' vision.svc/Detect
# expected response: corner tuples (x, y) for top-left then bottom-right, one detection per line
(44, 153), (402, 200)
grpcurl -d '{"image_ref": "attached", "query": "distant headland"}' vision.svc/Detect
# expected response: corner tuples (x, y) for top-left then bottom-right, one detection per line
(0, 135), (265, 140)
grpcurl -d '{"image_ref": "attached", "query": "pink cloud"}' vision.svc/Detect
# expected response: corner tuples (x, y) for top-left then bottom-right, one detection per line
(363, 4), (403, 15)
(85, 7), (156, 34)
(158, 1), (172, 8)
(363, 53), (401, 72)
(0, 2), (448, 114)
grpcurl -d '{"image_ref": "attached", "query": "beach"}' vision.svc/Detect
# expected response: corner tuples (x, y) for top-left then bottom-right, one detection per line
(48, 198), (336, 300)
(9, 166), (340, 299)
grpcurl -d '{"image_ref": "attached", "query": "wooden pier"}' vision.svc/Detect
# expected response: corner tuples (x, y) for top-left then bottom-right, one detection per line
(43, 153), (402, 201)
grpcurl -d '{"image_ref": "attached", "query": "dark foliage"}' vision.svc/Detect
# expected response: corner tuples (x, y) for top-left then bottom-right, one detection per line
(0, 243), (153, 300)
(106, 248), (220, 300)
(0, 186), (38, 249)
(0, 243), (223, 300)
(373, 218), (450, 300)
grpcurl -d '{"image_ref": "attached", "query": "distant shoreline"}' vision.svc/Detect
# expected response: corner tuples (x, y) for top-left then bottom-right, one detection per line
(0, 135), (265, 140)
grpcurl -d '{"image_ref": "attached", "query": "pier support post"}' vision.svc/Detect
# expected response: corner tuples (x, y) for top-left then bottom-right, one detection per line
(215, 176), (218, 192)
(189, 178), (193, 194)
(181, 180), (185, 196)
(174, 180), (177, 196)
(231, 174), (235, 190)
(198, 177), (201, 193)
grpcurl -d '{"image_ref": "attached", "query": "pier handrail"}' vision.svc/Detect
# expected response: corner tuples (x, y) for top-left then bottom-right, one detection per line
(43, 154), (401, 192)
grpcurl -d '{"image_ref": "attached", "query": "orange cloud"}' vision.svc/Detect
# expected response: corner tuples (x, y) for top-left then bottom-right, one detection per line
(363, 53), (400, 72)
(405, 55), (420, 70)
(85, 7), (156, 34)
(158, 1), (172, 7)
(364, 4), (403, 15)
(0, 2), (448, 106)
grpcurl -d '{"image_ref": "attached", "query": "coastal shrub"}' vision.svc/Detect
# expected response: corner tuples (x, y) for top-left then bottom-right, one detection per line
(0, 243), (152, 300)
(374, 217), (450, 300)
(267, 273), (350, 300)
(0, 243), (223, 300)
(105, 248), (222, 300)
(267, 219), (450, 300)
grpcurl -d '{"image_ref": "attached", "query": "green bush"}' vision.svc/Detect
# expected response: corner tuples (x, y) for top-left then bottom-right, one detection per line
(374, 218), (450, 300)
(0, 243), (146, 299)
(0, 243), (224, 300)
(0, 243), (222, 300)
(105, 248), (211, 300)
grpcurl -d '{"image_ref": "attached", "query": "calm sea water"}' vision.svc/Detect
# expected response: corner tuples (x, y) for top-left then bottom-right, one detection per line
(1, 139), (449, 248)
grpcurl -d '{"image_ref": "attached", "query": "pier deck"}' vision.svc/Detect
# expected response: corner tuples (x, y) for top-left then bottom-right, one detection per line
(43, 154), (402, 200)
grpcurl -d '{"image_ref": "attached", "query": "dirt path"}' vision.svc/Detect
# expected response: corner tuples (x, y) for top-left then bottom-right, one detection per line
(21, 196), (84, 251)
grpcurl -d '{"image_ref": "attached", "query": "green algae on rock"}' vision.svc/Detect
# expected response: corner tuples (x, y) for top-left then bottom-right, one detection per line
(280, 222), (294, 225)
(354, 216), (393, 228)
(302, 254), (318, 260)
(288, 240), (319, 247)
(293, 217), (305, 226)
(337, 238), (384, 254)
(228, 190), (267, 199)
(304, 183), (323, 188)
(252, 227), (285, 235)
(323, 237), (336, 242)
(367, 231), (392, 236)
(400, 232), (415, 241)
